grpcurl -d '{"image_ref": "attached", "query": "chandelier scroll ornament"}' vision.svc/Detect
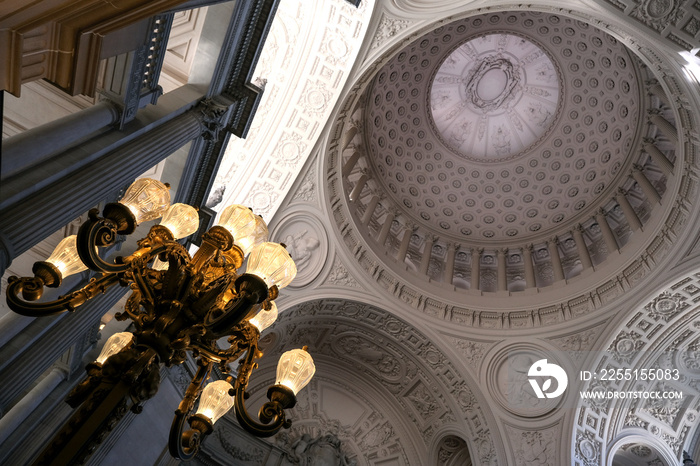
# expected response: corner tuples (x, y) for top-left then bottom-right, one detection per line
(5, 178), (315, 465)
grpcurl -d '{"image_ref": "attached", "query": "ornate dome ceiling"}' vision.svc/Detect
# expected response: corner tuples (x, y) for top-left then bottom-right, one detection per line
(365, 12), (643, 243)
(326, 8), (684, 322)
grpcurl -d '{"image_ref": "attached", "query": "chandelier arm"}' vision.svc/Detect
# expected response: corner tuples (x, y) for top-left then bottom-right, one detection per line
(168, 361), (213, 460)
(76, 215), (131, 274)
(233, 380), (291, 438)
(6, 273), (121, 316)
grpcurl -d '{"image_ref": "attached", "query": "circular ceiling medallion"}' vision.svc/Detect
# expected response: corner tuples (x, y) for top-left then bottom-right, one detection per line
(430, 34), (560, 162)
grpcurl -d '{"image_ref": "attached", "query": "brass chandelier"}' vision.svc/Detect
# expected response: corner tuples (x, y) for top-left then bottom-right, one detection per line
(6, 178), (315, 465)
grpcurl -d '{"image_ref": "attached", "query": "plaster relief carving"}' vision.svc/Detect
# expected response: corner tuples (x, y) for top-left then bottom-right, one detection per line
(371, 15), (411, 50)
(215, 427), (265, 462)
(325, 258), (361, 289)
(487, 346), (562, 417)
(267, 300), (498, 462)
(273, 214), (328, 288)
(287, 433), (356, 466)
(406, 381), (440, 419)
(449, 337), (490, 371)
(505, 425), (556, 466)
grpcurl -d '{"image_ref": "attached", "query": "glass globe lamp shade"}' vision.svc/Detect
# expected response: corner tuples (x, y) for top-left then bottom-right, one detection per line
(275, 347), (315, 395)
(216, 205), (257, 250)
(195, 380), (235, 424)
(95, 332), (133, 365)
(119, 178), (171, 224)
(151, 258), (168, 270)
(46, 235), (88, 278)
(160, 203), (199, 239)
(246, 242), (297, 290)
(249, 301), (278, 333)
(235, 215), (269, 256)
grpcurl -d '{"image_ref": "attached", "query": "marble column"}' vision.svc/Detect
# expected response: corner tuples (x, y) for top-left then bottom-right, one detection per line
(1, 101), (121, 180)
(572, 225), (593, 270)
(342, 149), (362, 177)
(397, 223), (416, 263)
(523, 244), (536, 288)
(643, 138), (673, 175)
(444, 242), (457, 285)
(0, 284), (126, 414)
(377, 208), (396, 246)
(648, 109), (679, 146)
(631, 165), (661, 204)
(0, 94), (206, 276)
(615, 188), (642, 231)
(0, 367), (67, 445)
(471, 248), (482, 291)
(497, 248), (508, 291)
(420, 235), (435, 275)
(361, 193), (381, 226)
(548, 238), (565, 282)
(595, 209), (619, 254)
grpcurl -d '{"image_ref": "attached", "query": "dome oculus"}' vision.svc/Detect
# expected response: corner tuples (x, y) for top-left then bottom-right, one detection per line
(430, 34), (560, 162)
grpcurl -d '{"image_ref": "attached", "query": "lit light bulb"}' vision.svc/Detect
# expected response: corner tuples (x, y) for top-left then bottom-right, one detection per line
(196, 380), (235, 424)
(216, 205), (256, 250)
(235, 214), (268, 256)
(275, 347), (315, 395)
(160, 203), (199, 239)
(95, 332), (133, 364)
(249, 301), (278, 333)
(118, 178), (171, 224)
(245, 242), (297, 290)
(45, 235), (88, 279)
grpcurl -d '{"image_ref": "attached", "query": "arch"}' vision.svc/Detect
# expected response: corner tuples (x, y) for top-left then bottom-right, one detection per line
(245, 298), (504, 465)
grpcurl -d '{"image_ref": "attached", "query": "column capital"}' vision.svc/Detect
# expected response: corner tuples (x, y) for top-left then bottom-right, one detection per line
(647, 107), (662, 116)
(404, 221), (418, 232)
(642, 136), (657, 146)
(199, 98), (230, 141)
(597, 207), (609, 218)
(444, 241), (458, 251)
(616, 187), (628, 196)
(573, 224), (586, 234)
(423, 233), (438, 244)
(632, 163), (645, 172)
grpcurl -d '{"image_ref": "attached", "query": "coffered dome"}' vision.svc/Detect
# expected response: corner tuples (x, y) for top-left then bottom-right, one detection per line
(328, 10), (684, 323)
(366, 12), (644, 244)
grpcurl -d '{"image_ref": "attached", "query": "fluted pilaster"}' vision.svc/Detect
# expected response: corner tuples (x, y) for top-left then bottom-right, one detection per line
(471, 248), (482, 291)
(595, 209), (619, 254)
(548, 237), (565, 282)
(342, 149), (362, 177)
(643, 138), (673, 175)
(420, 235), (436, 275)
(572, 225), (593, 270)
(444, 242), (457, 285)
(397, 222), (416, 262)
(615, 188), (642, 231)
(497, 248), (508, 291)
(523, 245), (536, 288)
(377, 207), (396, 245)
(648, 109), (679, 146)
(349, 169), (368, 204)
(362, 193), (381, 226)
(632, 164), (661, 204)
